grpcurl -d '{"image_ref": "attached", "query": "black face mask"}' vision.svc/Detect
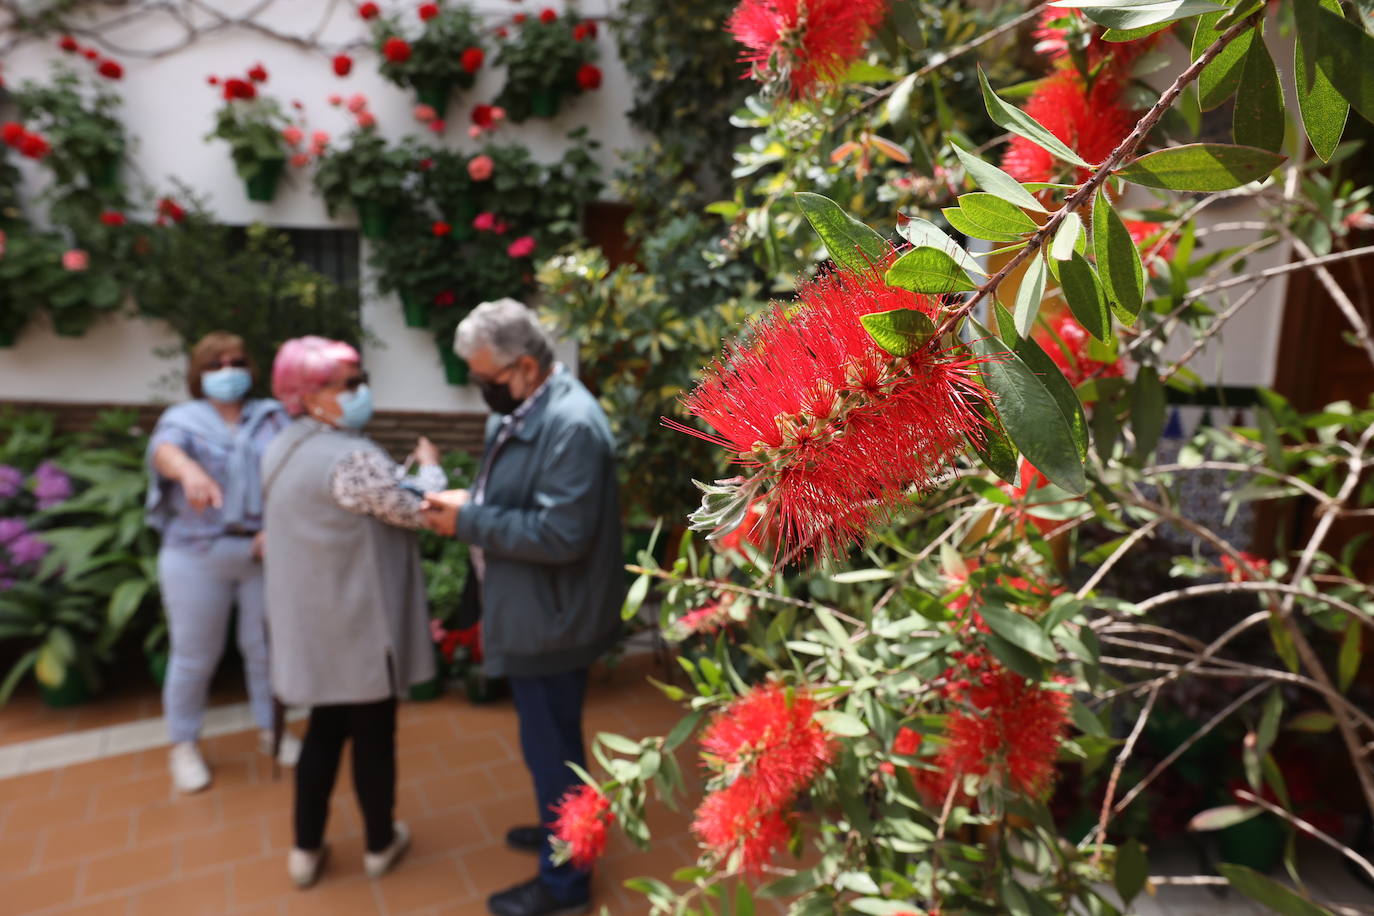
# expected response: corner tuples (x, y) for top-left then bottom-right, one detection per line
(478, 379), (524, 415)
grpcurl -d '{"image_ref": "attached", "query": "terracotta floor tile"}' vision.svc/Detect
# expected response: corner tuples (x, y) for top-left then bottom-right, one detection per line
(129, 868), (230, 916)
(396, 746), (450, 785)
(428, 737), (518, 773)
(0, 769), (58, 804)
(53, 753), (144, 794)
(415, 771), (500, 816)
(452, 844), (535, 902)
(409, 807), (489, 855)
(279, 875), (381, 916)
(38, 895), (134, 916)
(374, 852), (474, 914)
(217, 780), (293, 825)
(133, 794), (222, 845)
(0, 862), (80, 913)
(484, 762), (532, 799)
(229, 854), (293, 910)
(38, 813), (134, 868)
(89, 773), (171, 818)
(3, 789), (93, 835)
(180, 820), (267, 872)
(0, 833), (39, 878)
(471, 794), (539, 845)
(229, 901), (287, 916)
(80, 842), (177, 898)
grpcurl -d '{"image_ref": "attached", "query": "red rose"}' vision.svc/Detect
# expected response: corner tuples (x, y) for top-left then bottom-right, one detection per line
(573, 22), (598, 41)
(539, 8), (557, 23)
(158, 198), (186, 223)
(18, 132), (51, 159)
(428, 118), (446, 134)
(97, 59), (123, 80)
(207, 75), (219, 85)
(575, 64), (602, 90)
(58, 36), (79, 53)
(495, 26), (508, 38)
(248, 63), (268, 83)
(358, 1), (380, 19)
(332, 54), (353, 76)
(432, 221), (452, 237)
(513, 13), (526, 24)
(434, 290), (456, 307)
(224, 78), (256, 100)
(584, 20), (598, 38)
(419, 2), (440, 20)
(83, 48), (98, 60)
(418, 157), (434, 170)
(100, 211), (127, 226)
(460, 47), (484, 73)
(1, 122), (24, 146)
(471, 104), (494, 127)
(383, 37), (412, 63)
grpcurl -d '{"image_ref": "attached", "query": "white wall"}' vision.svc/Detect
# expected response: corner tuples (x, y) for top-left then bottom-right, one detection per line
(0, 0), (637, 410)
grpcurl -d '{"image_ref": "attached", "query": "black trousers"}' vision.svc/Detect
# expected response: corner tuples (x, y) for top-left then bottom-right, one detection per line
(293, 697), (397, 854)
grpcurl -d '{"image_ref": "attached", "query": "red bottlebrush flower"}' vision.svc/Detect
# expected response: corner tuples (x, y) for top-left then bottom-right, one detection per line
(539, 7), (557, 23)
(1, 122), (24, 146)
(223, 78), (257, 101)
(358, 1), (380, 19)
(938, 667), (1070, 798)
(247, 63), (268, 83)
(1124, 218), (1176, 270)
(384, 37), (412, 62)
(1220, 551), (1270, 582)
(97, 59), (123, 80)
(99, 211), (127, 226)
(575, 64), (602, 91)
(700, 683), (835, 811)
(460, 46), (485, 73)
(693, 787), (793, 875)
(158, 197), (187, 223)
(432, 221), (452, 237)
(1033, 5), (1165, 75)
(550, 784), (615, 870)
(1032, 311), (1123, 389)
(59, 35), (80, 53)
(18, 132), (50, 159)
(332, 53), (353, 76)
(728, 0), (889, 98)
(1000, 70), (1136, 185)
(419, 2), (440, 21)
(434, 289), (457, 307)
(83, 48), (99, 60)
(676, 256), (991, 559)
(714, 499), (768, 557)
(1001, 458), (1058, 536)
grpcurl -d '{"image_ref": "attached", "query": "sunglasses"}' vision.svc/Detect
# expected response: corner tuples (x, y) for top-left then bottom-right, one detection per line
(210, 357), (249, 369)
(340, 371), (369, 392)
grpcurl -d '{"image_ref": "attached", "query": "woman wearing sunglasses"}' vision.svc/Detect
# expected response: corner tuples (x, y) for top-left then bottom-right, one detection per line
(146, 331), (297, 794)
(260, 335), (444, 888)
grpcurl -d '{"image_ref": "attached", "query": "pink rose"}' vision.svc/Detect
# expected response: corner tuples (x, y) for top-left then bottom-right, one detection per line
(290, 152), (311, 167)
(490, 106), (506, 122)
(62, 249), (89, 271)
(282, 126), (304, 147)
(356, 110), (377, 128)
(311, 129), (330, 148)
(428, 118), (446, 134)
(413, 103), (436, 123)
(468, 125), (482, 139)
(473, 211), (496, 232)
(506, 236), (535, 258)
(347, 93), (368, 113)
(328, 93), (343, 106)
(467, 154), (493, 181)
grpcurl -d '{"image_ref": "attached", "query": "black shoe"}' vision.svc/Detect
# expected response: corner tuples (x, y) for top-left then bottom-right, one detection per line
(487, 877), (590, 916)
(505, 825), (544, 855)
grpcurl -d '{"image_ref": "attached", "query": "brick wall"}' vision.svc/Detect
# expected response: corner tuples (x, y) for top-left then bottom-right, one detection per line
(6, 400), (489, 461)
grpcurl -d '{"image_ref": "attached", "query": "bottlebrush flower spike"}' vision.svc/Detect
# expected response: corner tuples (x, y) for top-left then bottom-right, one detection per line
(1000, 70), (1136, 185)
(549, 784), (615, 870)
(692, 787), (793, 875)
(938, 667), (1070, 798)
(1034, 4), (1165, 76)
(673, 255), (991, 560)
(728, 0), (889, 98)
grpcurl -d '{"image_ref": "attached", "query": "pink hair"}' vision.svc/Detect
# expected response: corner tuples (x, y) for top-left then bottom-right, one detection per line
(272, 336), (360, 416)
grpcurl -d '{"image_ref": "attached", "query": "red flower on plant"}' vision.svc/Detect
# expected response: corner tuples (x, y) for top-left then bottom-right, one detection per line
(549, 784), (615, 870)
(512, 13), (526, 24)
(347, 93), (368, 113)
(428, 118), (446, 134)
(1124, 219), (1176, 269)
(17, 132), (51, 159)
(495, 26), (509, 37)
(223, 78), (257, 101)
(674, 255), (991, 560)
(414, 103), (437, 123)
(938, 667), (1070, 798)
(356, 109), (377, 128)
(1, 122), (24, 146)
(290, 152), (311, 168)
(98, 59), (123, 80)
(506, 235), (536, 258)
(333, 53), (353, 76)
(83, 48), (99, 60)
(1034, 5), (1164, 77)
(99, 211), (127, 226)
(434, 289), (457, 308)
(728, 0), (889, 98)
(1032, 311), (1124, 389)
(358, 1), (380, 19)
(575, 64), (602, 91)
(468, 154), (494, 181)
(460, 47), (485, 73)
(572, 21), (598, 41)
(157, 197), (187, 223)
(693, 787), (792, 875)
(282, 126), (305, 147)
(700, 683), (835, 811)
(419, 2), (440, 21)
(432, 221), (452, 237)
(384, 37), (413, 63)
(1000, 70), (1136, 185)
(247, 63), (268, 83)
(207, 75), (220, 85)
(472, 212), (496, 232)
(539, 8), (557, 23)
(59, 36), (80, 53)
(418, 156), (434, 170)
(1220, 551), (1271, 582)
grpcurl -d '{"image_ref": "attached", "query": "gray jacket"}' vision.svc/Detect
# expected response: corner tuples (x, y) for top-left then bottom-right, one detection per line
(261, 420), (435, 705)
(456, 370), (624, 677)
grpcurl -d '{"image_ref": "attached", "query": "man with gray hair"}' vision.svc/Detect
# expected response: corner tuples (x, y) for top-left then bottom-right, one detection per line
(423, 299), (623, 916)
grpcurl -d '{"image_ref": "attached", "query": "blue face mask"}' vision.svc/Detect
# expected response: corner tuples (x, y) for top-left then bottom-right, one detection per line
(201, 367), (252, 403)
(336, 384), (374, 429)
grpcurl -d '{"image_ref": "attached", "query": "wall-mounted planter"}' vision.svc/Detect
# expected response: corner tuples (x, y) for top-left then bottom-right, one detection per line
(244, 158), (285, 203)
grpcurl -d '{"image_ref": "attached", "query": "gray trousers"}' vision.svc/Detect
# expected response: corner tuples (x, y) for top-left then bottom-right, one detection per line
(158, 537), (274, 743)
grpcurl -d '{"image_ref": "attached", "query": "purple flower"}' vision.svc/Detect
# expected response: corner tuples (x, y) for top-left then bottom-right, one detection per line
(0, 465), (22, 499)
(7, 533), (49, 567)
(0, 577), (14, 592)
(31, 461), (72, 509)
(0, 517), (26, 545)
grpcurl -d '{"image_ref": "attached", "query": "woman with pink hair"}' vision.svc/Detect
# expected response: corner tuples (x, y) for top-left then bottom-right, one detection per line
(261, 336), (443, 889)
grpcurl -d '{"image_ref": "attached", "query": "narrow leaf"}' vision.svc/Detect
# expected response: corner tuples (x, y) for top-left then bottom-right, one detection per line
(1218, 864), (1336, 916)
(944, 205), (1024, 243)
(1293, 0), (1351, 161)
(1293, 0), (1374, 127)
(1066, 0), (1225, 31)
(980, 603), (1058, 660)
(959, 193), (1038, 236)
(1092, 191), (1145, 322)
(897, 217), (989, 277)
(795, 192), (888, 276)
(978, 68), (1090, 169)
(1008, 312), (1090, 461)
(1195, 10), (1254, 110)
(1233, 27), (1285, 154)
(1114, 839), (1148, 904)
(1189, 805), (1263, 831)
(861, 308), (936, 356)
(1060, 252), (1111, 343)
(885, 246), (978, 294)
(1052, 212), (1083, 261)
(1013, 253), (1048, 338)
(1131, 367), (1166, 460)
(950, 140), (1048, 213)
(1338, 615), (1362, 692)
(1116, 143), (1285, 191)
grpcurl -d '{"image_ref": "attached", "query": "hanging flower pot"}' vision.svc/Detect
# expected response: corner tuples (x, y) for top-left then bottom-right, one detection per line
(356, 200), (394, 240)
(451, 195), (478, 241)
(414, 79), (453, 116)
(400, 290), (429, 328)
(530, 88), (562, 119)
(39, 665), (93, 708)
(438, 342), (469, 385)
(244, 157), (286, 202)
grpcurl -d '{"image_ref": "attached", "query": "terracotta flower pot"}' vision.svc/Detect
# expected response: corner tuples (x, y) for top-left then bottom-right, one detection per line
(244, 158), (286, 203)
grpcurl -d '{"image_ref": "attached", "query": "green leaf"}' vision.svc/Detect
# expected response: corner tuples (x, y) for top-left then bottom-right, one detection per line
(1195, 10), (1254, 110)
(1189, 805), (1263, 831)
(1338, 615), (1362, 692)
(944, 205), (1025, 243)
(1115, 143), (1285, 191)
(1009, 316), (1090, 461)
(664, 709), (703, 752)
(100, 578), (149, 652)
(1060, 252), (1111, 343)
(815, 710), (869, 737)
(1092, 191), (1145, 322)
(979, 603), (1058, 660)
(1131, 367), (1166, 460)
(1051, 212), (1083, 261)
(1114, 838), (1148, 905)
(860, 308), (936, 357)
(733, 882), (756, 916)
(958, 193), (1038, 236)
(969, 390), (1021, 484)
(978, 68), (1089, 169)
(795, 192), (888, 276)
(1013, 253), (1048, 339)
(1218, 864), (1336, 916)
(622, 573), (650, 621)
(970, 320), (1087, 495)
(1061, 0), (1225, 31)
(1293, 0), (1374, 127)
(1285, 710), (1337, 733)
(949, 140), (1048, 213)
(1257, 687), (1283, 754)
(1233, 27), (1285, 154)
(898, 217), (988, 278)
(885, 246), (978, 294)
(1293, 0), (1350, 162)
(1103, 21), (1176, 42)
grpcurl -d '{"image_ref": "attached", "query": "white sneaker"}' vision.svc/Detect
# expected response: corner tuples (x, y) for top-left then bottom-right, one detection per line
(169, 742), (211, 794)
(363, 821), (411, 879)
(287, 845), (328, 889)
(259, 730), (303, 767)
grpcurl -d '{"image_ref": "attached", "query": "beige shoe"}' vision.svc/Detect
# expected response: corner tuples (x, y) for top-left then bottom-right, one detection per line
(259, 730), (303, 767)
(363, 822), (411, 879)
(288, 845), (328, 889)
(169, 742), (211, 794)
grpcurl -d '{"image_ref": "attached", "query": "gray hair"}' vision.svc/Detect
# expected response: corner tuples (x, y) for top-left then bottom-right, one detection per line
(453, 298), (555, 369)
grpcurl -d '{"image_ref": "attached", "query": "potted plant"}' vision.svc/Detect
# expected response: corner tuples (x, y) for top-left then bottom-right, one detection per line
(312, 95), (417, 238)
(368, 198), (463, 329)
(417, 148), (478, 241)
(9, 63), (126, 194)
(370, 1), (487, 116)
(206, 64), (299, 203)
(493, 10), (601, 122)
